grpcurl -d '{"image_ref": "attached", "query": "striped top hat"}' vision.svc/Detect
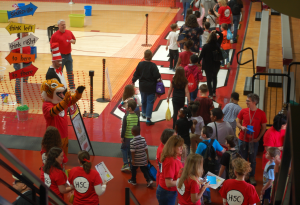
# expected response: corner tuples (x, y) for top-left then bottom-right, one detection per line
(51, 43), (63, 61)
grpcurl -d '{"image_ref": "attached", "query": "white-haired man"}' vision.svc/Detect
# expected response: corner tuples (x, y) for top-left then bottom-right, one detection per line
(50, 19), (76, 92)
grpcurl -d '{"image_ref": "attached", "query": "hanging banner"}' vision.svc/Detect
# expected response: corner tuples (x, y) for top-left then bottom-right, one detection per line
(8, 34), (39, 51)
(6, 52), (35, 65)
(9, 64), (38, 80)
(7, 2), (38, 19)
(105, 68), (112, 100)
(69, 104), (95, 155)
(5, 22), (36, 35)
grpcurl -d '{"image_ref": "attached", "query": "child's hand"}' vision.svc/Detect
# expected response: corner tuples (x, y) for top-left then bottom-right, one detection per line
(131, 160), (134, 166)
(121, 138), (124, 143)
(103, 180), (108, 185)
(261, 189), (265, 196)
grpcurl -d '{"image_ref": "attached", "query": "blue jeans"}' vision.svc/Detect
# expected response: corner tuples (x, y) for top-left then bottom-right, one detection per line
(238, 139), (259, 177)
(61, 53), (73, 72)
(221, 49), (230, 66)
(183, 1), (191, 21)
(13, 62), (31, 103)
(141, 92), (155, 119)
(190, 86), (199, 102)
(233, 15), (240, 42)
(203, 188), (211, 201)
(121, 138), (132, 165)
(156, 185), (177, 205)
(61, 53), (75, 89)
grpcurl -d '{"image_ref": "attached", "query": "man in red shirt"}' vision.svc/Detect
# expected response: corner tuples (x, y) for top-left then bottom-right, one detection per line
(236, 93), (267, 186)
(50, 19), (76, 92)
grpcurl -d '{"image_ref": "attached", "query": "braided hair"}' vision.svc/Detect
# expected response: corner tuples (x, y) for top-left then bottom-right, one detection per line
(181, 107), (192, 120)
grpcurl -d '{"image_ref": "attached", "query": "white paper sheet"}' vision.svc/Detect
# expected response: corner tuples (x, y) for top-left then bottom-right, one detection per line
(95, 162), (114, 182)
(205, 171), (225, 189)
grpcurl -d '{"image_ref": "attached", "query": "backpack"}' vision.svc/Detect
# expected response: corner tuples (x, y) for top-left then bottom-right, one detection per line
(156, 81), (165, 95)
(227, 150), (242, 179)
(187, 73), (197, 92)
(232, 0), (241, 15)
(147, 161), (157, 181)
(202, 139), (217, 175)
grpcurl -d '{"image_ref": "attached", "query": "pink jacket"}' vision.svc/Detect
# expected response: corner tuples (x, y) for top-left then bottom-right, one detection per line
(184, 64), (203, 83)
(197, 7), (205, 28)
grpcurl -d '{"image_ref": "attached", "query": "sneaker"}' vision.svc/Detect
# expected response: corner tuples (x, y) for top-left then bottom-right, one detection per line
(121, 164), (130, 171)
(146, 120), (155, 126)
(169, 67), (173, 70)
(203, 197), (212, 204)
(249, 176), (257, 186)
(226, 62), (230, 68)
(221, 65), (225, 68)
(128, 179), (137, 185)
(208, 95), (213, 99)
(141, 114), (146, 119)
(147, 180), (153, 187)
(213, 93), (216, 97)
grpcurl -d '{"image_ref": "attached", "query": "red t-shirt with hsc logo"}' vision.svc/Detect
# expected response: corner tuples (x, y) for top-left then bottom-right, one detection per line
(40, 167), (67, 200)
(237, 108), (267, 142)
(159, 156), (183, 191)
(218, 6), (232, 25)
(219, 179), (260, 205)
(69, 166), (103, 205)
(177, 170), (201, 205)
(50, 30), (76, 54)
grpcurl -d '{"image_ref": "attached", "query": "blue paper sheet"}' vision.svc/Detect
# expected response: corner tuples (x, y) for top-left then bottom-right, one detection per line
(207, 176), (217, 185)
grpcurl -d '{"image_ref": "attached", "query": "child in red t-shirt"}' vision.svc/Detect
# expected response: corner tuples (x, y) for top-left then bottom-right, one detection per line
(177, 154), (210, 205)
(156, 129), (175, 187)
(195, 84), (214, 124)
(220, 23), (232, 68)
(69, 151), (107, 205)
(219, 158), (260, 205)
(176, 40), (194, 69)
(157, 135), (184, 205)
(41, 147), (72, 200)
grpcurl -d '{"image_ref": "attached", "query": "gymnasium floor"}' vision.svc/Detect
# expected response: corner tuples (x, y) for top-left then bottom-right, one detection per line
(0, 0), (267, 204)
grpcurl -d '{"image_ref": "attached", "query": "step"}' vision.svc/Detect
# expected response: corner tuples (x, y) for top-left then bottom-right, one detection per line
(268, 69), (282, 87)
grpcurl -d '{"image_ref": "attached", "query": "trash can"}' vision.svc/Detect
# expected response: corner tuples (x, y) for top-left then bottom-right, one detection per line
(0, 10), (8, 23)
(84, 5), (92, 16)
(69, 14), (85, 27)
(17, 3), (26, 7)
(31, 46), (37, 59)
(0, 67), (5, 82)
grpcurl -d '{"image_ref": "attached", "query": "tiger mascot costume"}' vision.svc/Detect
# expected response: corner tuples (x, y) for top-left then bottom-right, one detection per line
(41, 79), (85, 156)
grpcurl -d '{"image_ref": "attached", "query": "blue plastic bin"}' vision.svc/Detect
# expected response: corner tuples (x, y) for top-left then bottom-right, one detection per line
(31, 46), (37, 59)
(84, 5), (92, 16)
(17, 3), (26, 7)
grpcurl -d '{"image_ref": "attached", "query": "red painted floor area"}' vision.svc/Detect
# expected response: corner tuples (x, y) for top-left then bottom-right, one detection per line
(0, 0), (250, 147)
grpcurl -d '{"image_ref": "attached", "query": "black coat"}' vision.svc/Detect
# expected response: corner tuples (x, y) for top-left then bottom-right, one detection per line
(132, 61), (161, 94)
(198, 30), (223, 75)
(13, 190), (40, 205)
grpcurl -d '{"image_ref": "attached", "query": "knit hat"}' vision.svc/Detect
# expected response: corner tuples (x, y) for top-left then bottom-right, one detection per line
(51, 43), (63, 61)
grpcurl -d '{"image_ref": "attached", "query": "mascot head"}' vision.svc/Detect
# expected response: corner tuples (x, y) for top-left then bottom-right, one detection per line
(41, 79), (67, 104)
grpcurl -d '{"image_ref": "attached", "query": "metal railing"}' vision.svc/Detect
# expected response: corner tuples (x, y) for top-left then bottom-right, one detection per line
(272, 104), (300, 205)
(287, 62), (299, 105)
(251, 73), (291, 126)
(125, 187), (140, 205)
(236, 47), (256, 75)
(0, 142), (67, 205)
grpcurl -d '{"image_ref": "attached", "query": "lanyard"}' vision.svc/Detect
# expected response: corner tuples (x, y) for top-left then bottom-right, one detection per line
(249, 108), (257, 125)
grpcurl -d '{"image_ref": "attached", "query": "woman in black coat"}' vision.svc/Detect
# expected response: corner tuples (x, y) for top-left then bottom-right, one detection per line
(198, 30), (223, 98)
(132, 49), (161, 126)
